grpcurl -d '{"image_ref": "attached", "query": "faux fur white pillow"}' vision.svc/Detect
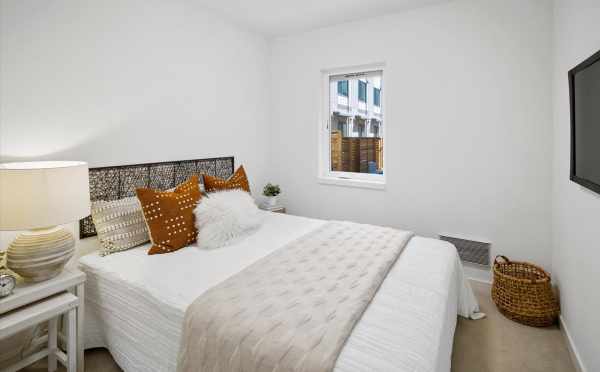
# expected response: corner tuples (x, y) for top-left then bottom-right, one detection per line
(194, 189), (264, 250)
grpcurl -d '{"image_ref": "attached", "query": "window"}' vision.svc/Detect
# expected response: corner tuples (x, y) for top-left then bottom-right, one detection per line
(320, 66), (384, 189)
(358, 80), (367, 102)
(373, 87), (381, 107)
(337, 80), (348, 97)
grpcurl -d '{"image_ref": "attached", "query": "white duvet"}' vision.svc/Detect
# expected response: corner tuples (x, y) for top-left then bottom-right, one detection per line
(79, 212), (480, 372)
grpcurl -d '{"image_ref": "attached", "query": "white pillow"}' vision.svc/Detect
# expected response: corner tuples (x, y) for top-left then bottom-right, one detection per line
(194, 189), (263, 250)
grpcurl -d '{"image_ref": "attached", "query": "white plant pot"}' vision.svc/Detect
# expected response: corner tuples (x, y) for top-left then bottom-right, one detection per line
(265, 196), (279, 207)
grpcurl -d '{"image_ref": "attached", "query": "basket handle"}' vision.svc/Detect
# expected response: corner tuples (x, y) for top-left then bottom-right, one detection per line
(494, 255), (510, 265)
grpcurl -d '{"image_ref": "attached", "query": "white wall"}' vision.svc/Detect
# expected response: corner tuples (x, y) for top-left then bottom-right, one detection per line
(0, 0), (270, 247)
(1, 0), (595, 368)
(552, 1), (600, 371)
(269, 0), (554, 280)
(0, 0), (269, 189)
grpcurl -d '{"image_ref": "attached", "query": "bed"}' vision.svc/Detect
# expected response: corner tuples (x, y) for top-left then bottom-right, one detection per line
(76, 157), (480, 372)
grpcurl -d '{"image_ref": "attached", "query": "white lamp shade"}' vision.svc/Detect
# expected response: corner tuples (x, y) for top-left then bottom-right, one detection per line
(0, 161), (91, 231)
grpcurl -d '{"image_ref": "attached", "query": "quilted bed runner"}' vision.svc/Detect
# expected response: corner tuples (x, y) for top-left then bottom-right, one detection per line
(177, 221), (414, 372)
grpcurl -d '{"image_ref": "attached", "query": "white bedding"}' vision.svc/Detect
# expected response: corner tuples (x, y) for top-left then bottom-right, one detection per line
(79, 212), (479, 372)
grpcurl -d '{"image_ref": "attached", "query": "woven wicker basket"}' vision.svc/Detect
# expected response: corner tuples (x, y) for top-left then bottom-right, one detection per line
(491, 255), (559, 327)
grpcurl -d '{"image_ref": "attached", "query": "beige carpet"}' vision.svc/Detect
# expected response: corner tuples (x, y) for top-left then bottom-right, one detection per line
(23, 281), (575, 372)
(452, 281), (575, 372)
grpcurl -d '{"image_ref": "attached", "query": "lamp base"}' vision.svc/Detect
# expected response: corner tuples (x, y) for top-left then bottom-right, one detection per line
(6, 226), (75, 282)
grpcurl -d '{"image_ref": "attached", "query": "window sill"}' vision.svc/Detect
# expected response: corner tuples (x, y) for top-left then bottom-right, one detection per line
(317, 176), (386, 190)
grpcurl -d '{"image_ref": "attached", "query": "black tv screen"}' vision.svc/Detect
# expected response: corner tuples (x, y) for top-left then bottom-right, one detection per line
(569, 49), (600, 195)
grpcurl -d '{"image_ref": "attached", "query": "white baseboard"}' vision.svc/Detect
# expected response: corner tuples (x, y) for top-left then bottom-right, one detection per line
(559, 315), (587, 372)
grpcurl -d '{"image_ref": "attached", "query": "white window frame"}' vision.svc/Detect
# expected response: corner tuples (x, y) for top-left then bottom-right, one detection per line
(318, 63), (386, 190)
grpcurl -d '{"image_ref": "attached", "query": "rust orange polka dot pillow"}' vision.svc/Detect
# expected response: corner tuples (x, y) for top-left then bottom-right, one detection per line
(136, 176), (202, 255)
(203, 165), (251, 193)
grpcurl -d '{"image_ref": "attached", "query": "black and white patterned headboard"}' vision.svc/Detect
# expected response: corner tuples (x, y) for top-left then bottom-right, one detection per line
(79, 156), (234, 239)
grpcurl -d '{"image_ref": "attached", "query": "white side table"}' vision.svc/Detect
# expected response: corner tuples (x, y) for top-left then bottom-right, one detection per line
(0, 268), (86, 372)
(259, 205), (286, 214)
(0, 292), (78, 372)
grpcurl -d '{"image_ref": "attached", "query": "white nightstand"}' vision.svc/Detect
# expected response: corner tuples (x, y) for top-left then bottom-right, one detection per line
(0, 268), (86, 372)
(260, 205), (286, 214)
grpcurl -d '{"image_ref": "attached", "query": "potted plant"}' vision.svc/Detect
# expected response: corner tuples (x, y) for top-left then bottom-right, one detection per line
(262, 183), (281, 207)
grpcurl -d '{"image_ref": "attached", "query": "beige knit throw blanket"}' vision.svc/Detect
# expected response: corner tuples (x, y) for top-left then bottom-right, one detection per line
(177, 221), (414, 372)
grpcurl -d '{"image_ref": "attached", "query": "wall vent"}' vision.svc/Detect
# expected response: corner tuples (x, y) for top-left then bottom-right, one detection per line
(439, 234), (491, 267)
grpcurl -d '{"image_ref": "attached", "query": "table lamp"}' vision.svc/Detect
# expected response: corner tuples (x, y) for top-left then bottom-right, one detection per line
(0, 161), (90, 282)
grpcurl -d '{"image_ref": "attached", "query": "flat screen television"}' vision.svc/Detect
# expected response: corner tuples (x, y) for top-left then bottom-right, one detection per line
(569, 49), (600, 195)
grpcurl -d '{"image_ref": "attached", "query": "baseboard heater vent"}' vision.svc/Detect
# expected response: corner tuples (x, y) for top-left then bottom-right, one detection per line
(439, 234), (491, 267)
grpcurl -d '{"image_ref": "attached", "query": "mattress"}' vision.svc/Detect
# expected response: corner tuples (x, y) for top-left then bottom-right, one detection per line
(79, 212), (478, 372)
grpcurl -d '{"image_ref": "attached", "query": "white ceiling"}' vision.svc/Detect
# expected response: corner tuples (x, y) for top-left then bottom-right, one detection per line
(198, 0), (450, 38)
